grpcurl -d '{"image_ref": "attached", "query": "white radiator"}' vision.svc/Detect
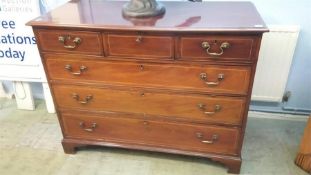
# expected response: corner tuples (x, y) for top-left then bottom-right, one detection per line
(251, 25), (300, 102)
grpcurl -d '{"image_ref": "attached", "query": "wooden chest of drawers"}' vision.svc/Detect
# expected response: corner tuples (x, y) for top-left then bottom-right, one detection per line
(28, 1), (267, 173)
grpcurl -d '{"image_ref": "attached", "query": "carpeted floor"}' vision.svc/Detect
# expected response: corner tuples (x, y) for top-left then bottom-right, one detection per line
(0, 98), (309, 175)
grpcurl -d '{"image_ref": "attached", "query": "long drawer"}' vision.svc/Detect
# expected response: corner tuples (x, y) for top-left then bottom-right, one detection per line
(53, 85), (246, 125)
(61, 113), (240, 155)
(45, 56), (251, 95)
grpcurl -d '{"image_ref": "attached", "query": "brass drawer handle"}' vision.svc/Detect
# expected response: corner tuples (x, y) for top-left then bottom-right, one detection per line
(196, 133), (219, 144)
(199, 73), (224, 87)
(197, 103), (221, 115)
(136, 36), (143, 43)
(79, 122), (97, 132)
(65, 64), (87, 76)
(201, 41), (230, 56)
(58, 35), (82, 49)
(72, 93), (93, 104)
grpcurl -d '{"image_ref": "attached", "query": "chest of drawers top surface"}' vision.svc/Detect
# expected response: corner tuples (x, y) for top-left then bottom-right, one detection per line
(27, 0), (267, 33)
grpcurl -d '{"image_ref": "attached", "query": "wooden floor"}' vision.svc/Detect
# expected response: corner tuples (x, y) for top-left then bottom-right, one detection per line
(0, 98), (309, 175)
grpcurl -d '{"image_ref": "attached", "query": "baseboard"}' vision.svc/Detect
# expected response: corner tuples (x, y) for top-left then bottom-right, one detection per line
(248, 111), (309, 122)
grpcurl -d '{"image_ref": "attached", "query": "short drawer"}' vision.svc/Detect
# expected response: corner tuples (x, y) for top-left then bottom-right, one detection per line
(105, 33), (174, 59)
(179, 36), (257, 60)
(61, 113), (240, 155)
(35, 29), (102, 55)
(53, 85), (246, 125)
(45, 56), (251, 95)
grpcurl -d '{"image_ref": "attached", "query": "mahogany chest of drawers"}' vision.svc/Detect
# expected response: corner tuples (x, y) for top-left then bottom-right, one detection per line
(28, 1), (267, 173)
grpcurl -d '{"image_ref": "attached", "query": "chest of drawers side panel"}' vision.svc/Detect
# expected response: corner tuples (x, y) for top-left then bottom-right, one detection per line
(234, 34), (264, 156)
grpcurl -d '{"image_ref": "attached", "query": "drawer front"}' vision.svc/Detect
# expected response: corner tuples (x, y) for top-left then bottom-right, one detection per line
(53, 85), (246, 125)
(61, 113), (240, 155)
(179, 36), (256, 60)
(46, 56), (251, 95)
(105, 34), (174, 59)
(36, 30), (102, 55)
